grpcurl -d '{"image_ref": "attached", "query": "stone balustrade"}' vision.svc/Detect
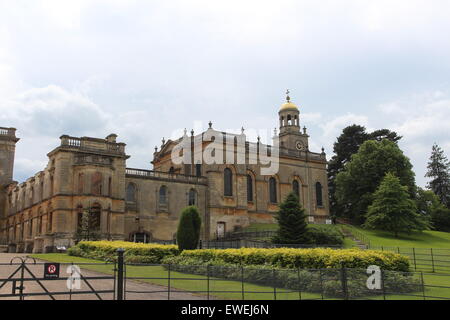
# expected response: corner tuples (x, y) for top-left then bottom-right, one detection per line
(59, 135), (125, 155)
(126, 168), (208, 185)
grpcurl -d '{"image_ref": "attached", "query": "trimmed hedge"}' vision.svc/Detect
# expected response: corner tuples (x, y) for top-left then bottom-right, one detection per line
(164, 247), (410, 271)
(67, 241), (179, 263)
(162, 262), (420, 299)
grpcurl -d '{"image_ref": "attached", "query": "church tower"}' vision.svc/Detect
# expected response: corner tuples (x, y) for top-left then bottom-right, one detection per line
(278, 91), (309, 151)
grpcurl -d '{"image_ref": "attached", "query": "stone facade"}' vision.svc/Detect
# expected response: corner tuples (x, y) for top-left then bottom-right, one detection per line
(0, 98), (330, 252)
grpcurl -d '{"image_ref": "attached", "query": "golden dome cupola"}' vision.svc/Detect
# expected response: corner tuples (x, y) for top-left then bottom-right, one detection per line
(278, 90), (300, 134)
(279, 89), (299, 112)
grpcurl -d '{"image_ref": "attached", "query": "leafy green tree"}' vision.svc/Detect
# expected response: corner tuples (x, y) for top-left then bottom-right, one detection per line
(431, 206), (450, 232)
(364, 173), (428, 237)
(425, 144), (450, 207)
(416, 188), (450, 232)
(272, 193), (309, 244)
(328, 125), (368, 219)
(416, 188), (441, 217)
(368, 129), (402, 143)
(176, 206), (201, 250)
(327, 125), (402, 219)
(335, 139), (415, 224)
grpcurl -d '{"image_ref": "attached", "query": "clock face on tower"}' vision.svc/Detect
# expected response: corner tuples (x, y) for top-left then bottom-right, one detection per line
(296, 141), (305, 151)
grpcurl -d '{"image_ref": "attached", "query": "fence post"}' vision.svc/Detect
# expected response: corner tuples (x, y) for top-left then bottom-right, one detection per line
(168, 264), (171, 300)
(420, 272), (426, 300)
(116, 248), (125, 300)
(207, 265), (210, 301)
(430, 248), (435, 273)
(380, 269), (386, 301)
(241, 266), (245, 300)
(272, 268), (277, 301)
(413, 248), (417, 271)
(297, 268), (302, 300)
(19, 261), (25, 301)
(340, 264), (349, 300)
(319, 269), (324, 300)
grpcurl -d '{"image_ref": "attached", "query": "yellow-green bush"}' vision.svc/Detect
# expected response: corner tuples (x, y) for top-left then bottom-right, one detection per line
(174, 247), (409, 271)
(68, 241), (179, 263)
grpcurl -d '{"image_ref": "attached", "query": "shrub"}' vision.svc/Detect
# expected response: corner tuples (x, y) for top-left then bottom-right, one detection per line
(177, 206), (202, 250)
(304, 225), (344, 245)
(166, 247), (409, 271)
(68, 241), (180, 263)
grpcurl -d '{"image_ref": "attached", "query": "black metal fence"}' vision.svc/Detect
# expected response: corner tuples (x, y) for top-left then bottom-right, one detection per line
(368, 246), (450, 274)
(0, 256), (116, 300)
(3, 251), (450, 300)
(120, 262), (450, 300)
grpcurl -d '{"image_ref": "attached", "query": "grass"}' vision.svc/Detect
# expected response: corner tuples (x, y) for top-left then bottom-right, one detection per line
(343, 225), (450, 249)
(31, 253), (450, 300)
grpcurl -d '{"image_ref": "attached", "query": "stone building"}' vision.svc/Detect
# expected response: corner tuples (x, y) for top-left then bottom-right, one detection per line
(0, 95), (329, 253)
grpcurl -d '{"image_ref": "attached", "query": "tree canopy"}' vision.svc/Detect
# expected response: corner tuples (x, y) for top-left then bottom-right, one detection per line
(364, 173), (428, 237)
(335, 139), (415, 223)
(327, 125), (401, 219)
(425, 143), (450, 207)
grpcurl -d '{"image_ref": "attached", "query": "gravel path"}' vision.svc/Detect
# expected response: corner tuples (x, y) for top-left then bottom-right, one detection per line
(0, 253), (207, 300)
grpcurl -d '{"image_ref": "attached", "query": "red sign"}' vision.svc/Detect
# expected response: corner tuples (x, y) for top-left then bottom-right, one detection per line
(44, 263), (60, 279)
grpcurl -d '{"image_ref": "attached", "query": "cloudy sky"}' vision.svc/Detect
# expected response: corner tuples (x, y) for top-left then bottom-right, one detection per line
(1, 0), (449, 187)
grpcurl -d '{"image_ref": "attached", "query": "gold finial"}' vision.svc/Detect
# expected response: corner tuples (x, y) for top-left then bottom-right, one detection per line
(286, 89), (290, 102)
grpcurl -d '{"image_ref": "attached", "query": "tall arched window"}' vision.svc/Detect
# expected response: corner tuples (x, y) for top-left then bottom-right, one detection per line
(316, 182), (323, 207)
(78, 173), (84, 194)
(188, 189), (196, 206)
(247, 174), (253, 202)
(76, 205), (84, 230)
(92, 172), (103, 196)
(89, 203), (101, 231)
(293, 180), (300, 201)
(159, 186), (168, 204)
(269, 177), (277, 203)
(224, 168), (233, 196)
(126, 183), (137, 202)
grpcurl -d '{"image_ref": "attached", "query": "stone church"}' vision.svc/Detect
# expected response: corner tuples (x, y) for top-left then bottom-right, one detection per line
(0, 95), (330, 253)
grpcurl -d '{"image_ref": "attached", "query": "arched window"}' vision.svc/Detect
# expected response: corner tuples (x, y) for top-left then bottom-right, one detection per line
(29, 216), (33, 237)
(293, 180), (300, 201)
(169, 167), (175, 174)
(126, 183), (137, 202)
(269, 177), (277, 203)
(224, 168), (233, 196)
(89, 203), (101, 231)
(76, 205), (84, 230)
(247, 175), (253, 202)
(316, 182), (323, 207)
(92, 172), (102, 196)
(188, 189), (196, 206)
(78, 173), (84, 194)
(159, 186), (168, 204)
(47, 207), (53, 233)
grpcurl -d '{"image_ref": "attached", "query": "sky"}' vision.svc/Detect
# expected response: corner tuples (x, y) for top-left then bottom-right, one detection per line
(0, 0), (449, 187)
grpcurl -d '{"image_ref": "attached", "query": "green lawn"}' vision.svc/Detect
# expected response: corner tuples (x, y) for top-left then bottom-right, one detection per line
(30, 253), (450, 300)
(342, 224), (450, 248)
